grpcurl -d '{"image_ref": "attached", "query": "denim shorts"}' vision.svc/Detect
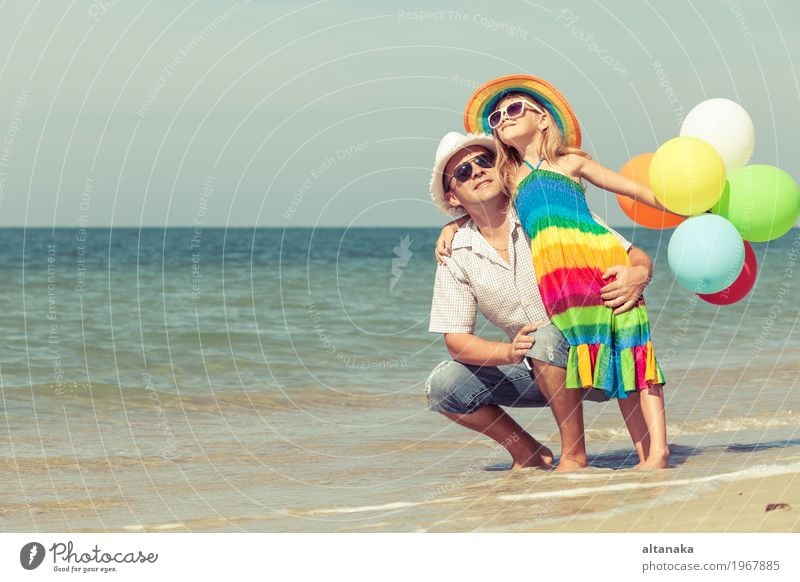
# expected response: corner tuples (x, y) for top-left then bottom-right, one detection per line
(426, 322), (601, 415)
(525, 321), (570, 368)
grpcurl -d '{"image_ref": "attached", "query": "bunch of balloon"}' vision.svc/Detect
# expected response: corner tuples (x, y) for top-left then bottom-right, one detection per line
(616, 98), (800, 306)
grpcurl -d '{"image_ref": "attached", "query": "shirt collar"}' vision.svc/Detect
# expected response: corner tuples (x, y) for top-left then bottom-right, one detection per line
(450, 206), (521, 269)
(452, 207), (522, 247)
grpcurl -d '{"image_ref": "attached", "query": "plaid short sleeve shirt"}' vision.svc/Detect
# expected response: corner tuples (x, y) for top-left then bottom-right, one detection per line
(429, 208), (633, 339)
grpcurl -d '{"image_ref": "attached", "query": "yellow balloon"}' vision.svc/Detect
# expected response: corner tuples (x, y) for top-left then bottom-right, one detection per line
(649, 136), (727, 215)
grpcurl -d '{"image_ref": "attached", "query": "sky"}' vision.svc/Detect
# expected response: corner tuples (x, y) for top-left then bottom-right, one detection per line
(0, 0), (797, 227)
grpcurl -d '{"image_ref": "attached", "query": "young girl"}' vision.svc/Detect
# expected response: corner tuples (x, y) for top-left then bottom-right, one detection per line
(441, 75), (672, 469)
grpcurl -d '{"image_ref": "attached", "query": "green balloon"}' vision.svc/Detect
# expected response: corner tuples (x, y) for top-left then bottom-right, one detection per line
(712, 164), (800, 242)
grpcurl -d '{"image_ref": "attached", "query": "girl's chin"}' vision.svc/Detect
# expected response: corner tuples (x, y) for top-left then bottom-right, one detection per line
(498, 128), (527, 144)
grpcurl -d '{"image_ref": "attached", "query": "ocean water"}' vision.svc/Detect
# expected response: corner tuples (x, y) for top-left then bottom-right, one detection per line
(0, 226), (798, 532)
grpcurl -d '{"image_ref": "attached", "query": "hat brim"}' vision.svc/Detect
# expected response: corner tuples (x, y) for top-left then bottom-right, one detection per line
(463, 75), (581, 148)
(429, 134), (496, 216)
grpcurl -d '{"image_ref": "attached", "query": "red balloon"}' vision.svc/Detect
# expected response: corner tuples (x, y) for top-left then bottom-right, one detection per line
(697, 241), (757, 305)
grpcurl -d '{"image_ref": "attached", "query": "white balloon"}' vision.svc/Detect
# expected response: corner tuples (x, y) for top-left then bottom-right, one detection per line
(679, 98), (755, 172)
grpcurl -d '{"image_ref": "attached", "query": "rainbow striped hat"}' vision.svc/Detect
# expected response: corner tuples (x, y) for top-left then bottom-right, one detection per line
(463, 74), (582, 148)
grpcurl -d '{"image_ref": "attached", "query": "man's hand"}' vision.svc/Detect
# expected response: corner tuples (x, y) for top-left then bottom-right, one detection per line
(508, 323), (541, 364)
(600, 265), (650, 314)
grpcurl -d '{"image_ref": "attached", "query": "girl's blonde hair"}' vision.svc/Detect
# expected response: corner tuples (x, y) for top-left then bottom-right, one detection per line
(491, 92), (591, 194)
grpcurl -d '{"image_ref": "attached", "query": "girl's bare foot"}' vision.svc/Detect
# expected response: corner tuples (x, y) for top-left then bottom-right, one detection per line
(636, 448), (670, 470)
(630, 454), (647, 470)
(553, 456), (588, 473)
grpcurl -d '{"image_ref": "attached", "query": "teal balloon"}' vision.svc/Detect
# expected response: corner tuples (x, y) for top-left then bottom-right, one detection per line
(712, 164), (800, 242)
(668, 214), (745, 294)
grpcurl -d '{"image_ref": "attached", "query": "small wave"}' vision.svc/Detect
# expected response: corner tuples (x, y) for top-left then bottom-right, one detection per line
(498, 460), (800, 502)
(1, 382), (418, 413)
(3, 382), (175, 403)
(2, 454), (176, 474)
(302, 495), (467, 516)
(292, 461), (800, 517)
(584, 410), (800, 441)
(1, 496), (128, 516)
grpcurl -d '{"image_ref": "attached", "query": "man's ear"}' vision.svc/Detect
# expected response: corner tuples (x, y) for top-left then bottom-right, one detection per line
(446, 191), (461, 208)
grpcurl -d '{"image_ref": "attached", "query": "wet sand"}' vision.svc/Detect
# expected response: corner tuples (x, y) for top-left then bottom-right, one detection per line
(527, 472), (800, 533)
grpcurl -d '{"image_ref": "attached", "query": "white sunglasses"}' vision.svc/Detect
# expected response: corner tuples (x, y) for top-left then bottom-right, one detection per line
(488, 99), (545, 129)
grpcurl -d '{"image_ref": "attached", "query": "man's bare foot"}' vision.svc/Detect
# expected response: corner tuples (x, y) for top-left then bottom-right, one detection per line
(512, 445), (554, 470)
(553, 456), (588, 473)
(636, 449), (670, 470)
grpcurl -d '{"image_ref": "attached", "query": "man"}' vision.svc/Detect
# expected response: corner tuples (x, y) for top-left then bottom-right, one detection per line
(426, 132), (653, 471)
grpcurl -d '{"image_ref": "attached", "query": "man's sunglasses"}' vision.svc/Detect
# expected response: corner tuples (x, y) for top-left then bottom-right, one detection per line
(487, 99), (544, 129)
(447, 154), (495, 185)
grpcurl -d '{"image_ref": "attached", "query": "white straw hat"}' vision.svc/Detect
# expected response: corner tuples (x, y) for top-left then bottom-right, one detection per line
(429, 131), (496, 216)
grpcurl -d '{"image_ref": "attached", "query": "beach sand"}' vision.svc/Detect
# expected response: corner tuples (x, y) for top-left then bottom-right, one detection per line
(528, 472), (800, 533)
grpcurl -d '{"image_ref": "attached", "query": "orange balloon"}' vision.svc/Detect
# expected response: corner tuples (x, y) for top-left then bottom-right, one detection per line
(616, 153), (686, 229)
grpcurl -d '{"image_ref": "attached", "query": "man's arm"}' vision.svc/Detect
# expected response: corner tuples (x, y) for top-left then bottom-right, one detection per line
(444, 333), (514, 367)
(430, 261), (545, 366)
(628, 245), (653, 282)
(444, 323), (542, 367)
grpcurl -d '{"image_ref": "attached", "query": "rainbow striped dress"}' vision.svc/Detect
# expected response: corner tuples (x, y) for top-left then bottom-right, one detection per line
(515, 159), (665, 399)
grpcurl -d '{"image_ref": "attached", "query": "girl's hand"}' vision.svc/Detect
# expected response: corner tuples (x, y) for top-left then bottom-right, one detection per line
(576, 156), (684, 215)
(434, 216), (469, 264)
